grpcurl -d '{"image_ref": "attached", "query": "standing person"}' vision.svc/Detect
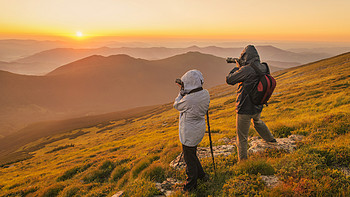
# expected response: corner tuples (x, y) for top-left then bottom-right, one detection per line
(226, 45), (277, 162)
(173, 69), (210, 191)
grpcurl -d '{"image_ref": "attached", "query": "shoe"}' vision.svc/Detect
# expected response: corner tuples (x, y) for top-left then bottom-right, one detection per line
(269, 139), (277, 143)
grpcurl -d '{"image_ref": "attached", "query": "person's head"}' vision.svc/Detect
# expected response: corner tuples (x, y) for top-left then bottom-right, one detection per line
(238, 45), (260, 66)
(179, 69), (204, 91)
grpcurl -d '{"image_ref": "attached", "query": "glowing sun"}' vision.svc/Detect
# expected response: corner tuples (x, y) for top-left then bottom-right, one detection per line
(76, 31), (83, 37)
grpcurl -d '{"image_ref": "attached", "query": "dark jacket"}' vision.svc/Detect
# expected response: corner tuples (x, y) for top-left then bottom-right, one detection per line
(226, 45), (268, 114)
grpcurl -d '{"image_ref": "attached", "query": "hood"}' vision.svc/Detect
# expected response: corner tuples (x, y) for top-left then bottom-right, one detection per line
(239, 45), (260, 66)
(180, 69), (204, 92)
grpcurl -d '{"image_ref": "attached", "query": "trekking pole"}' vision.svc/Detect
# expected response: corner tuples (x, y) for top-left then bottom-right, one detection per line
(206, 110), (216, 176)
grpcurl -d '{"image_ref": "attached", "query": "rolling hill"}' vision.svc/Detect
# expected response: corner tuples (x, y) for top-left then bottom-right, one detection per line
(0, 52), (349, 196)
(4, 45), (325, 75)
(4, 52), (271, 136)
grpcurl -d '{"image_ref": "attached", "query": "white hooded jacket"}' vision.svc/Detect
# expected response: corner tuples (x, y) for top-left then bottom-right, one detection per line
(173, 70), (210, 147)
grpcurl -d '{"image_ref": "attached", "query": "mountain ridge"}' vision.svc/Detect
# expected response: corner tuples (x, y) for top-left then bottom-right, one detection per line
(1, 45), (318, 75)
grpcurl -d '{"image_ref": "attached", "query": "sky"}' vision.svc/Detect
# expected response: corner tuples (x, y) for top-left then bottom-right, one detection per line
(1, 0), (350, 43)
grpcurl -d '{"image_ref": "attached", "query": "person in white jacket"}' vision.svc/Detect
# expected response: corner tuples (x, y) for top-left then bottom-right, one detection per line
(173, 69), (210, 191)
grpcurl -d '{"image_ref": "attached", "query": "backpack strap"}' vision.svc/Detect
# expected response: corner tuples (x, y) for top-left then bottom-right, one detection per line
(188, 87), (203, 94)
(250, 62), (270, 75)
(262, 62), (270, 74)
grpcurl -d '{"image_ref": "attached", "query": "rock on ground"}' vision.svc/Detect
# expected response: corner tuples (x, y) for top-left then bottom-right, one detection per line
(111, 191), (124, 197)
(155, 178), (183, 197)
(339, 166), (350, 177)
(260, 175), (280, 188)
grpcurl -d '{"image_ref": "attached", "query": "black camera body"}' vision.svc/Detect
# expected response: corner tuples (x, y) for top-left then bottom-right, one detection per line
(175, 78), (183, 86)
(175, 78), (184, 90)
(226, 57), (239, 64)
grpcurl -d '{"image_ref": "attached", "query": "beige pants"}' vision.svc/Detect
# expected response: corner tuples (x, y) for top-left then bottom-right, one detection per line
(236, 113), (275, 161)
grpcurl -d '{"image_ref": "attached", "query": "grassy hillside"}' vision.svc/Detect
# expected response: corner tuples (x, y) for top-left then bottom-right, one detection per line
(0, 52), (349, 196)
(0, 105), (160, 165)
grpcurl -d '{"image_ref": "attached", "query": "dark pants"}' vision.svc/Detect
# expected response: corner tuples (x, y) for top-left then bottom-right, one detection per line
(182, 144), (205, 191)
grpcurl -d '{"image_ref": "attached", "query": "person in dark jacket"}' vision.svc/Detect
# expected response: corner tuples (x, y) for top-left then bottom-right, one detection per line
(226, 45), (277, 161)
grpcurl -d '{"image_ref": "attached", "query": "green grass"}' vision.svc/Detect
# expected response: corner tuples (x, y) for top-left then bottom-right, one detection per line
(123, 178), (160, 197)
(141, 162), (167, 182)
(230, 159), (275, 176)
(83, 160), (116, 183)
(111, 165), (129, 182)
(222, 174), (266, 196)
(131, 158), (153, 178)
(1, 52), (350, 196)
(46, 144), (75, 154)
(39, 184), (65, 197)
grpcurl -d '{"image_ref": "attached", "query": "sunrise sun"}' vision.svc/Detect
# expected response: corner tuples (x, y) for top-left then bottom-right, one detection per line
(76, 31), (83, 37)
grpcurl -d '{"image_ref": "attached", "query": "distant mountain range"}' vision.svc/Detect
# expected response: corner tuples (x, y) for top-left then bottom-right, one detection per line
(3, 52), (270, 136)
(1, 41), (348, 136)
(0, 39), (70, 61)
(0, 45), (333, 75)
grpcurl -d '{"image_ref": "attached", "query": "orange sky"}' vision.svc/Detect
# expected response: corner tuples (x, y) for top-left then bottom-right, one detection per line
(1, 0), (350, 42)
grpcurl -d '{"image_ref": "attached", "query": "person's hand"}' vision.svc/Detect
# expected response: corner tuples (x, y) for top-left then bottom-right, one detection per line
(180, 90), (186, 97)
(235, 59), (242, 68)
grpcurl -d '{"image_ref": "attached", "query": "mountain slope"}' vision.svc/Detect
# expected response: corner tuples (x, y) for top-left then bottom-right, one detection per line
(0, 52), (349, 196)
(0, 105), (161, 165)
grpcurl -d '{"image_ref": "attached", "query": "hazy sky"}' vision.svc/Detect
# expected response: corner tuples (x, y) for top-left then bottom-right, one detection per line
(1, 0), (349, 42)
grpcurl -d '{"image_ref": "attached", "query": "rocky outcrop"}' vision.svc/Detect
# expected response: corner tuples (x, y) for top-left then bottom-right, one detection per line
(170, 145), (236, 170)
(170, 135), (304, 170)
(248, 135), (304, 155)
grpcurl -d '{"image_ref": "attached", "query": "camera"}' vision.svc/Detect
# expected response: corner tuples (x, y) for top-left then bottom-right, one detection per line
(175, 78), (184, 90)
(175, 78), (183, 86)
(226, 57), (239, 64)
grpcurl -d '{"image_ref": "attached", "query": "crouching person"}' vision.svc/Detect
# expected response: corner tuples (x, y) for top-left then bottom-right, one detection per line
(173, 70), (210, 192)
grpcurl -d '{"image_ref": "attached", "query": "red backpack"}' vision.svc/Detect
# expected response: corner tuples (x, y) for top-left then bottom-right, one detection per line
(249, 62), (276, 106)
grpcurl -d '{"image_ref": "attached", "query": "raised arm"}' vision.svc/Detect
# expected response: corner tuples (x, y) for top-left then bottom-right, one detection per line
(173, 93), (188, 112)
(226, 66), (251, 85)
